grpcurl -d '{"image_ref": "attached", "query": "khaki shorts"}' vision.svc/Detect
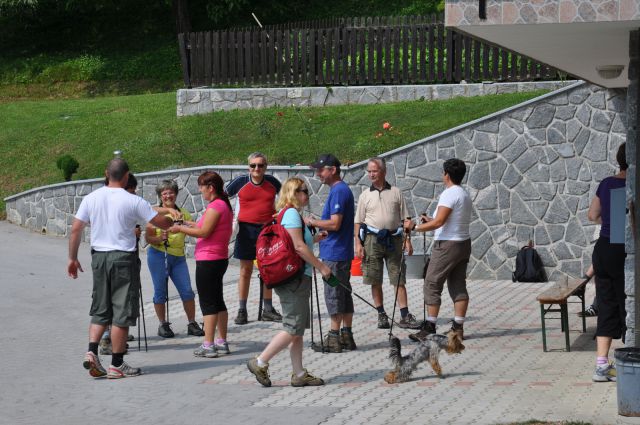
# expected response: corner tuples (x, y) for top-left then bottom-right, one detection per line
(361, 234), (405, 286)
(90, 251), (140, 327)
(424, 239), (471, 306)
(274, 274), (311, 336)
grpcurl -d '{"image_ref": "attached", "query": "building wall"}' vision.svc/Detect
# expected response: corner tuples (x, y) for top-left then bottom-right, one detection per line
(445, 0), (640, 26)
(625, 29), (638, 346)
(5, 81), (626, 282)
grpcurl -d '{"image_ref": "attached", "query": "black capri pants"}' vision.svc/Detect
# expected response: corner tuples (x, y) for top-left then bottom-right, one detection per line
(592, 237), (626, 340)
(195, 259), (229, 315)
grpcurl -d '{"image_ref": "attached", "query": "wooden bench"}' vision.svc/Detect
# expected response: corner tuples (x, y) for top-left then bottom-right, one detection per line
(536, 278), (589, 352)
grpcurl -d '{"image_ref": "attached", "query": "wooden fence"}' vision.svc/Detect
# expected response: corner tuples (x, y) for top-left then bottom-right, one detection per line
(229, 14), (443, 31)
(178, 24), (562, 88)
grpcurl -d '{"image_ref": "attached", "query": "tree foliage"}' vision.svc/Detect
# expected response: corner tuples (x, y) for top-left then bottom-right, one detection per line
(1, 0), (443, 56)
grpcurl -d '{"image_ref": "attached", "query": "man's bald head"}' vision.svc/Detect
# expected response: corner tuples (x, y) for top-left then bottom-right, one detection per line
(106, 158), (130, 183)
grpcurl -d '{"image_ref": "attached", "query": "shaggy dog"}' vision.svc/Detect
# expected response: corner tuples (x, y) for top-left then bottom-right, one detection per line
(384, 333), (465, 383)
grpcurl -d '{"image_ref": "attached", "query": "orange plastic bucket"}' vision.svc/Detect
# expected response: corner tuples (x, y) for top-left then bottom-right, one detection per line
(351, 257), (363, 276)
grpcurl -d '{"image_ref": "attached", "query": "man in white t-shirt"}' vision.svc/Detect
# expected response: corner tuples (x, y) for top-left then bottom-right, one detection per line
(404, 158), (472, 342)
(68, 159), (174, 379)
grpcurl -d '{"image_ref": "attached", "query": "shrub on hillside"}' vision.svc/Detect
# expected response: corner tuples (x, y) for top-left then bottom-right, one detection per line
(56, 155), (80, 181)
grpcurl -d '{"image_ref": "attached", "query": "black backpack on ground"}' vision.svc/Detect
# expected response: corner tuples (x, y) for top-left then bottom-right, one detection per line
(512, 242), (547, 282)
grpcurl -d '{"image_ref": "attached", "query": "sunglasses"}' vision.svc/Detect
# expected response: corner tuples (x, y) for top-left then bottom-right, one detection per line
(296, 188), (309, 195)
(249, 163), (266, 169)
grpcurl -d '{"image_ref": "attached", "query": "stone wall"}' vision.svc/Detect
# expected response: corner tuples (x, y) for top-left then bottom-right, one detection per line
(176, 81), (572, 116)
(6, 81), (627, 282)
(445, 0), (640, 26)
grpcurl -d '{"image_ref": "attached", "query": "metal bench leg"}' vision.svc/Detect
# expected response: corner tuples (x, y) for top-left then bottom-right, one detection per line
(540, 304), (547, 352)
(561, 303), (570, 352)
(580, 294), (586, 332)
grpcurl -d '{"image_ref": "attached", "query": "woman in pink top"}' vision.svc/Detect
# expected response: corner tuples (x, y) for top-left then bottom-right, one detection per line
(169, 171), (233, 358)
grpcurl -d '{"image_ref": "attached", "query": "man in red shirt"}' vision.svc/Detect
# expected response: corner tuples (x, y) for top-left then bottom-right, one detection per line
(226, 152), (282, 324)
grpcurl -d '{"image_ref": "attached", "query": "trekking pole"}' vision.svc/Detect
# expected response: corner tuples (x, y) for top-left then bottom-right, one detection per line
(388, 231), (410, 339)
(312, 266), (326, 353)
(309, 267), (315, 346)
(139, 286), (148, 352)
(163, 239), (170, 326)
(258, 273), (264, 322)
(423, 231), (427, 323)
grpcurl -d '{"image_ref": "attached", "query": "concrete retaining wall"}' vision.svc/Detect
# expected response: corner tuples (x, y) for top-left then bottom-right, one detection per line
(177, 81), (574, 116)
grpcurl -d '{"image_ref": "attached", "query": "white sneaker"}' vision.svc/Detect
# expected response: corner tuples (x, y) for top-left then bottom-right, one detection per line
(107, 361), (142, 379)
(592, 363), (616, 382)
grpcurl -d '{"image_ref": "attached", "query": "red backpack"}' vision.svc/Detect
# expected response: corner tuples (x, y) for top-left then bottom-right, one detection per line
(256, 207), (305, 289)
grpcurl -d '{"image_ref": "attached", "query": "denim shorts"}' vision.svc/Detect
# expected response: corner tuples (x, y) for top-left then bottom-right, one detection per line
(322, 260), (354, 315)
(147, 246), (195, 304)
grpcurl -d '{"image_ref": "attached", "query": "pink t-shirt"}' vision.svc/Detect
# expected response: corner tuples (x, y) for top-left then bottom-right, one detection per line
(194, 199), (233, 261)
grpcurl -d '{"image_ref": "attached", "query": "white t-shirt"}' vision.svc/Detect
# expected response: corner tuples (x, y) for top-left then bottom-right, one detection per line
(75, 186), (158, 252)
(433, 185), (472, 241)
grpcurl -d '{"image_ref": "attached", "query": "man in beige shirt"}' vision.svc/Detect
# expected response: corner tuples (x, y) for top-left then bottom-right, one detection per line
(354, 157), (421, 330)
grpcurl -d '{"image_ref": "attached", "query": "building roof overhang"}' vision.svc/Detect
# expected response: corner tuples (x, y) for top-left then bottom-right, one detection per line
(445, 0), (640, 88)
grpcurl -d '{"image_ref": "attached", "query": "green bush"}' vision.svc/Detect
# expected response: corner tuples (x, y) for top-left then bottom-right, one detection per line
(56, 155), (80, 181)
(38, 54), (105, 83)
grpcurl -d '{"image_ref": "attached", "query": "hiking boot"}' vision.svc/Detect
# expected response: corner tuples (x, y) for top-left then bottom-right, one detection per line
(377, 312), (390, 329)
(99, 338), (112, 355)
(107, 361), (142, 379)
(324, 332), (343, 353)
(158, 322), (175, 338)
(187, 321), (205, 336)
(592, 363), (616, 382)
(409, 320), (436, 342)
(578, 305), (598, 317)
(291, 369), (325, 387)
(193, 344), (218, 358)
(340, 331), (357, 351)
(261, 307), (283, 322)
(214, 341), (231, 355)
(398, 313), (422, 330)
(247, 358), (271, 387)
(446, 320), (464, 341)
(83, 351), (107, 378)
(100, 341), (128, 355)
(235, 309), (248, 325)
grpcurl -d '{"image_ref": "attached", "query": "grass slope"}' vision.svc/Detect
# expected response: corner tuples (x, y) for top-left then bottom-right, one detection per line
(0, 89), (547, 211)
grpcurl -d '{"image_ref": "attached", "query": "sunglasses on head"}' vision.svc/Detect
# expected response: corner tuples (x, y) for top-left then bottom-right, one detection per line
(296, 188), (309, 195)
(249, 163), (266, 169)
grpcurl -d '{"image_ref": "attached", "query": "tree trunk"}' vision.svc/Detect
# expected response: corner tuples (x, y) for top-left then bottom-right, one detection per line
(172, 0), (192, 35)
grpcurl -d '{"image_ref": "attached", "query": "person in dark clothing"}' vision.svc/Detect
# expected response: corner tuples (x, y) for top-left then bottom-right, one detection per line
(587, 143), (627, 383)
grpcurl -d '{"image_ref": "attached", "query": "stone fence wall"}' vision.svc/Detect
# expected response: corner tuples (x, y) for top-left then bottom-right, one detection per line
(6, 81), (627, 282)
(177, 81), (573, 116)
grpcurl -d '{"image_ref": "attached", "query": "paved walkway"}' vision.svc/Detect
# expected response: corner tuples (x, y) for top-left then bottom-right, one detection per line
(1, 221), (638, 425)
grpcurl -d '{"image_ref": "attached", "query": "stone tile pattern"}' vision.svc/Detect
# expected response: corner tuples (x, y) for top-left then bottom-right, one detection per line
(445, 0), (640, 26)
(176, 81), (570, 117)
(5, 83), (626, 283)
